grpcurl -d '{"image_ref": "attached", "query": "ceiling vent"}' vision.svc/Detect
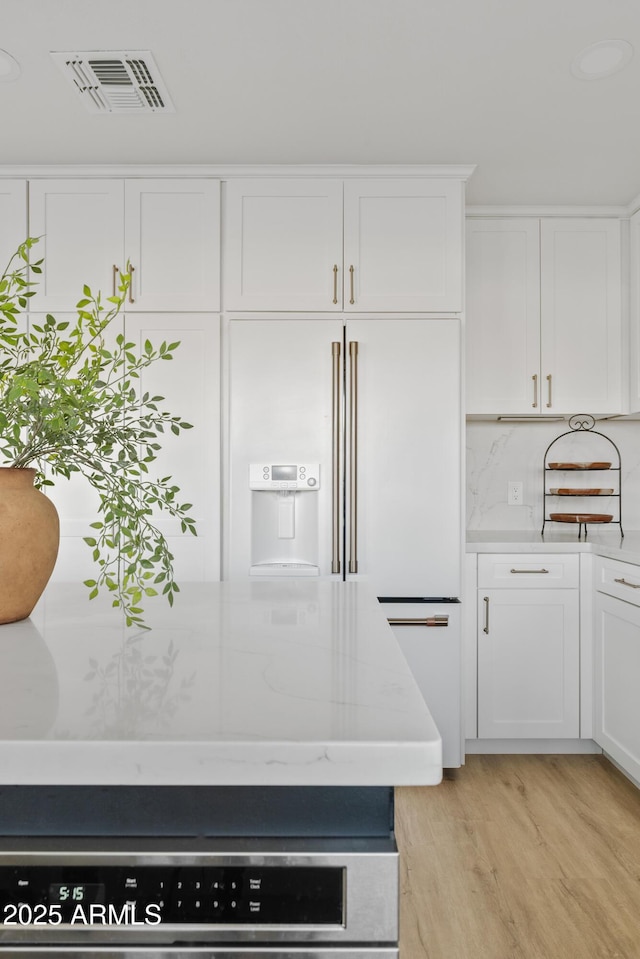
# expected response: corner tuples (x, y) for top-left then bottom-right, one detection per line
(50, 50), (175, 114)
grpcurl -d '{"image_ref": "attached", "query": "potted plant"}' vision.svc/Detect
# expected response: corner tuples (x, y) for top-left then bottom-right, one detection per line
(0, 237), (196, 628)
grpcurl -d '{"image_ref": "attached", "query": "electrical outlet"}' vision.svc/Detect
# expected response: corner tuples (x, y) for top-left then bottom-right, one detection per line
(508, 480), (523, 506)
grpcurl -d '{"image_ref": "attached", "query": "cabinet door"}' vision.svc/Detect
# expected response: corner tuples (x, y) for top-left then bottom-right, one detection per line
(465, 218), (540, 413)
(344, 179), (463, 312)
(594, 592), (640, 783)
(540, 219), (622, 414)
(478, 588), (579, 738)
(224, 179), (343, 311)
(124, 180), (220, 312)
(0, 180), (27, 275)
(49, 314), (220, 584)
(29, 180), (124, 312)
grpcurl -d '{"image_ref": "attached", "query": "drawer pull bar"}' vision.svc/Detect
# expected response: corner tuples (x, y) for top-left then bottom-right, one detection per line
(614, 577), (640, 589)
(510, 568), (550, 574)
(387, 616), (449, 627)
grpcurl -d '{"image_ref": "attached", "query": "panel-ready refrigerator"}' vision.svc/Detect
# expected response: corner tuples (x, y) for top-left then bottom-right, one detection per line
(226, 317), (462, 766)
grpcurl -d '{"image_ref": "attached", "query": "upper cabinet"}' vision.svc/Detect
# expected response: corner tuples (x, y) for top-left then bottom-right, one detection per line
(0, 180), (27, 274)
(466, 217), (623, 416)
(28, 179), (220, 312)
(224, 177), (464, 312)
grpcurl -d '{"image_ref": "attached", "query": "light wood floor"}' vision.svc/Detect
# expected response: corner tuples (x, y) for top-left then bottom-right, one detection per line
(395, 755), (640, 959)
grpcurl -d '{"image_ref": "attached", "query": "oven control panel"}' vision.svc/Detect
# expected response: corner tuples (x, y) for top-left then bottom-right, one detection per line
(0, 865), (343, 926)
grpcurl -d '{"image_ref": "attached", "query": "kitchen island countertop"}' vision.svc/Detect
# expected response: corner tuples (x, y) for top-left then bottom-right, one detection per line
(0, 580), (441, 788)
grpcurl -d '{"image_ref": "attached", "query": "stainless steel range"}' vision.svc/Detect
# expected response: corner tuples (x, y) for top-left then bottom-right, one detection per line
(0, 838), (397, 957)
(0, 785), (399, 958)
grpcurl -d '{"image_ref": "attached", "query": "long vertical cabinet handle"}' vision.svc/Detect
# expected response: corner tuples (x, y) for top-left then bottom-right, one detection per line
(127, 262), (135, 304)
(546, 374), (552, 408)
(349, 265), (355, 305)
(531, 374), (538, 408)
(112, 264), (119, 297)
(331, 342), (342, 574)
(348, 340), (359, 573)
(332, 265), (339, 305)
(483, 596), (490, 634)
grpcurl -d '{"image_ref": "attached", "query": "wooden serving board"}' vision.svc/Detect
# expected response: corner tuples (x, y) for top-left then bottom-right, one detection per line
(549, 513), (613, 523)
(547, 462), (612, 470)
(549, 488), (614, 496)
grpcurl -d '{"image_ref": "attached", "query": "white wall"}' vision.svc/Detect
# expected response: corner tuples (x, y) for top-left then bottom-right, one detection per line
(466, 419), (640, 531)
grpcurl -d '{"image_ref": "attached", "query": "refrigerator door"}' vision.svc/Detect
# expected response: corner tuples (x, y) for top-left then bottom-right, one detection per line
(227, 319), (342, 580)
(345, 319), (461, 597)
(383, 599), (462, 768)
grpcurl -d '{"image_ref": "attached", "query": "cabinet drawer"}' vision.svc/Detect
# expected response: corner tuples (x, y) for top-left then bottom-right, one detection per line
(477, 553), (579, 588)
(595, 555), (640, 606)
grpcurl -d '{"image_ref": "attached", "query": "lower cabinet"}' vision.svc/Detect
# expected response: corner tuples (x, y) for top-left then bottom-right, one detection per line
(594, 557), (640, 783)
(477, 554), (580, 739)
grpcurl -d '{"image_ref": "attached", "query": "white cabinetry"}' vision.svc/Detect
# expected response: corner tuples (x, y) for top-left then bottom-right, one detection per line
(594, 555), (640, 784)
(49, 312), (220, 584)
(0, 180), (27, 273)
(224, 178), (463, 312)
(29, 179), (220, 312)
(477, 554), (580, 738)
(629, 209), (640, 412)
(466, 217), (622, 415)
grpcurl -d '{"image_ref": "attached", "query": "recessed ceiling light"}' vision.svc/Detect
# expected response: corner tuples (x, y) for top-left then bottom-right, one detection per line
(0, 48), (20, 82)
(571, 39), (634, 80)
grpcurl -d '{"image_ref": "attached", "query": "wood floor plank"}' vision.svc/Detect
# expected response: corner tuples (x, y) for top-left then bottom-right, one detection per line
(396, 755), (640, 959)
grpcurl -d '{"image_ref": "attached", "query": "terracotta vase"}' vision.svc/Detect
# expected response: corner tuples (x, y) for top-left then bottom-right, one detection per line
(0, 467), (60, 625)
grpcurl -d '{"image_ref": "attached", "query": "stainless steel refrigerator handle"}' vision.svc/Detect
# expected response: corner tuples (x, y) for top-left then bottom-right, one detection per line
(348, 340), (358, 574)
(483, 596), (490, 634)
(331, 341), (341, 574)
(387, 615), (449, 627)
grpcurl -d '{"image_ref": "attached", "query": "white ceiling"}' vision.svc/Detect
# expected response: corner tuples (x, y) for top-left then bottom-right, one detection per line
(3, 0), (640, 206)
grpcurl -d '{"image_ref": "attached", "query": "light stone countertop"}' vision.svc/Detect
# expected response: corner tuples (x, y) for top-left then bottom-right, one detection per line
(0, 580), (442, 788)
(466, 529), (640, 566)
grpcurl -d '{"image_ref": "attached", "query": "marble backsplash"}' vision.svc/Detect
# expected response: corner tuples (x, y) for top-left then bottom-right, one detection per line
(466, 418), (640, 532)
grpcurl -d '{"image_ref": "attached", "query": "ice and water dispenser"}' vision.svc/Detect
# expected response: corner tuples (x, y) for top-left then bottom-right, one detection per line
(249, 463), (321, 576)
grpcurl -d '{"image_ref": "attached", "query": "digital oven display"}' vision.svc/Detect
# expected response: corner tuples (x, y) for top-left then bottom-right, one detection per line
(0, 865), (344, 926)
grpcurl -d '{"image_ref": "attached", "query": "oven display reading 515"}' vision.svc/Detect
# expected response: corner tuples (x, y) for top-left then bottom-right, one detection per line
(0, 864), (344, 926)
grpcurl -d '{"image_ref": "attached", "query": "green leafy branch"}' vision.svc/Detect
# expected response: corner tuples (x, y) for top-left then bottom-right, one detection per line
(0, 238), (197, 628)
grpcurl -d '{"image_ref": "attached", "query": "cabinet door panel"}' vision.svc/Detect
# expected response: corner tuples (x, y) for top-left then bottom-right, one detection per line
(541, 219), (621, 414)
(466, 218), (540, 413)
(224, 180), (343, 311)
(345, 179), (462, 312)
(124, 180), (220, 311)
(49, 314), (220, 583)
(478, 588), (579, 738)
(29, 180), (124, 312)
(595, 592), (640, 783)
(0, 180), (27, 274)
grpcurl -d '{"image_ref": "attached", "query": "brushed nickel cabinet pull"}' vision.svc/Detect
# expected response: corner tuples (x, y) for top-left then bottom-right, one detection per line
(387, 616), (449, 627)
(127, 262), (135, 304)
(510, 568), (549, 574)
(331, 341), (341, 574)
(546, 373), (552, 408)
(349, 265), (355, 305)
(348, 340), (358, 573)
(483, 596), (490, 634)
(112, 264), (119, 297)
(332, 264), (338, 305)
(614, 577), (640, 589)
(532, 374), (538, 408)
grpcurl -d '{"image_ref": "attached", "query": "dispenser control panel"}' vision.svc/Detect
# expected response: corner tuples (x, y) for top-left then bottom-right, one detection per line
(249, 464), (320, 491)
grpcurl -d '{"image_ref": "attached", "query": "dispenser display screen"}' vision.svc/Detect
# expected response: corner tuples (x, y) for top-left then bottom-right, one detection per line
(271, 465), (297, 481)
